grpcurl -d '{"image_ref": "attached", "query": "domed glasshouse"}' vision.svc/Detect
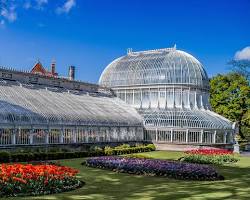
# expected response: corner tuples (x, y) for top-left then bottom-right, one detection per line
(0, 47), (236, 147)
(0, 62), (143, 146)
(99, 46), (236, 145)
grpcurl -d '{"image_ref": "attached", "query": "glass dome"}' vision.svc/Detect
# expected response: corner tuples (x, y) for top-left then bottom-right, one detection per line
(99, 47), (235, 145)
(99, 47), (209, 89)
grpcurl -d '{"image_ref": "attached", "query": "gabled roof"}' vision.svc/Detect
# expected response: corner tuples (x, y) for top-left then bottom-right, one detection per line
(31, 61), (47, 75)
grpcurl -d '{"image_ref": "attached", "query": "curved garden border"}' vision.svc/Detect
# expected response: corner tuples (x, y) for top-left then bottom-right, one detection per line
(83, 156), (224, 181)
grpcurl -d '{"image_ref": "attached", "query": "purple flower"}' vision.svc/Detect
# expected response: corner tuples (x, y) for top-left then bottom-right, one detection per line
(84, 156), (224, 181)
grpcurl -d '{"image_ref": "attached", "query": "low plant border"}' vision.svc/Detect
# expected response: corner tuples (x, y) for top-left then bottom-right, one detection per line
(0, 144), (155, 163)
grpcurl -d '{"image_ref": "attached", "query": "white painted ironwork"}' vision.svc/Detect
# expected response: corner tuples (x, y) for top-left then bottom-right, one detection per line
(0, 81), (142, 127)
(99, 47), (235, 144)
(0, 126), (144, 146)
(0, 67), (144, 146)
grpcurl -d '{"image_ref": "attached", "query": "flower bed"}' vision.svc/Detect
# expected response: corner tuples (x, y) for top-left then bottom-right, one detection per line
(180, 148), (239, 165)
(0, 163), (83, 197)
(83, 156), (224, 181)
(186, 149), (233, 155)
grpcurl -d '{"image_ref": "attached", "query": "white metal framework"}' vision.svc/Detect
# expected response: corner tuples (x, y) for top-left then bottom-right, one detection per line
(99, 47), (235, 144)
(0, 70), (143, 146)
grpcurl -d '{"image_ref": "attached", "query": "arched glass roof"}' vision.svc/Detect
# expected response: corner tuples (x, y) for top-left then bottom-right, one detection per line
(99, 48), (209, 89)
(0, 82), (143, 127)
(140, 109), (232, 130)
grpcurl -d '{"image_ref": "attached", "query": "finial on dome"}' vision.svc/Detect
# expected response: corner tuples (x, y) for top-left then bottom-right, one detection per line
(127, 48), (133, 55)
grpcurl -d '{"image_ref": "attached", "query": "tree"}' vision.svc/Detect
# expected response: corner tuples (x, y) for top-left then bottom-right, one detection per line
(228, 59), (250, 81)
(241, 110), (250, 138)
(210, 73), (250, 138)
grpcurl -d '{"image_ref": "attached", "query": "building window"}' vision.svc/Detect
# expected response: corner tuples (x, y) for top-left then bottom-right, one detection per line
(2, 73), (12, 79)
(29, 77), (38, 83)
(52, 81), (61, 87)
(73, 84), (81, 90)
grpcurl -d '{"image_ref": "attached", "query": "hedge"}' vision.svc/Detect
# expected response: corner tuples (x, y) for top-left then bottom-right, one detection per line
(104, 144), (155, 155)
(0, 151), (90, 163)
(0, 144), (155, 163)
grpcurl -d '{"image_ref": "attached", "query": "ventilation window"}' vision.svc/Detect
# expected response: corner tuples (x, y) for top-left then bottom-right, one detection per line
(2, 73), (12, 80)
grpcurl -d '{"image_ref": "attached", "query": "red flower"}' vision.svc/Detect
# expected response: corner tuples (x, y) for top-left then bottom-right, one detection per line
(0, 163), (79, 184)
(185, 148), (233, 156)
(12, 177), (27, 184)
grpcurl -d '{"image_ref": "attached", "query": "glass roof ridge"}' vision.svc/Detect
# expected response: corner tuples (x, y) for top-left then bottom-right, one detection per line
(127, 46), (176, 56)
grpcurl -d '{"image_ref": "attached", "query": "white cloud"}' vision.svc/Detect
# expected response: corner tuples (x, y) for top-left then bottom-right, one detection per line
(1, 6), (17, 22)
(56, 0), (76, 14)
(0, 0), (75, 28)
(35, 0), (48, 10)
(23, 0), (48, 10)
(234, 46), (250, 60)
(36, 0), (48, 6)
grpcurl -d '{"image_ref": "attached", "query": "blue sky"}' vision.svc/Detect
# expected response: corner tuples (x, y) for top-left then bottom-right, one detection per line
(0, 0), (249, 83)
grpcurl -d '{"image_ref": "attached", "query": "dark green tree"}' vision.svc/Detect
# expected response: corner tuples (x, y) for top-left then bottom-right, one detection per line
(228, 59), (250, 81)
(241, 110), (250, 138)
(210, 73), (250, 138)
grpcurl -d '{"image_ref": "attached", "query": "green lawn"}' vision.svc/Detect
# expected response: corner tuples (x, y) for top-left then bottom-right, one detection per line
(7, 151), (250, 200)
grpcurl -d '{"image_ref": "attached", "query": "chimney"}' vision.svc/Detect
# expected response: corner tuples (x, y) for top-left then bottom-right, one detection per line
(69, 66), (75, 80)
(51, 60), (56, 75)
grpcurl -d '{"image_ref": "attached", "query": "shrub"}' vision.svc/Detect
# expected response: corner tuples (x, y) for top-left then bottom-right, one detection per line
(89, 146), (104, 157)
(0, 151), (10, 163)
(0, 144), (155, 163)
(89, 146), (102, 152)
(123, 154), (153, 159)
(8, 152), (89, 163)
(104, 144), (155, 156)
(180, 148), (239, 165)
(83, 156), (224, 181)
(104, 146), (113, 155)
(114, 144), (130, 149)
(121, 144), (154, 155)
(146, 144), (156, 151)
(0, 163), (83, 197)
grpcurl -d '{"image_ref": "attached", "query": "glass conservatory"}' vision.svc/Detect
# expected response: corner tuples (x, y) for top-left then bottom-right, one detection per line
(0, 67), (143, 146)
(99, 46), (235, 145)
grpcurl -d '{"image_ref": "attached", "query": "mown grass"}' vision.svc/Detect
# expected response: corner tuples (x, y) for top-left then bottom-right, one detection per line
(7, 151), (250, 200)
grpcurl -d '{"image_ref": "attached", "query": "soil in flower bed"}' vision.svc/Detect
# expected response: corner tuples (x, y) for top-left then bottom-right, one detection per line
(0, 163), (84, 197)
(83, 156), (224, 181)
